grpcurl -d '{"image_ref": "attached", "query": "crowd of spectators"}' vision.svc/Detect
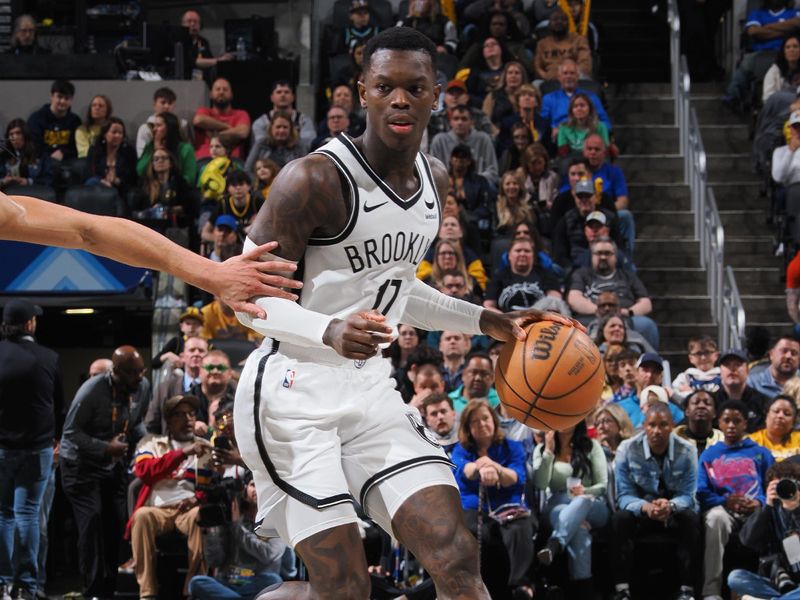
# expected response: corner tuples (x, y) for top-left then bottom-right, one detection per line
(7, 1), (800, 600)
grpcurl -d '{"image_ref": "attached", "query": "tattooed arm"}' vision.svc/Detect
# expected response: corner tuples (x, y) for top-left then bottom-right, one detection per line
(237, 155), (393, 358)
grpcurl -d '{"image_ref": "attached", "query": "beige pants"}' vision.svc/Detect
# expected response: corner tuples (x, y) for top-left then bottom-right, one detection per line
(130, 504), (206, 598)
(703, 505), (743, 597)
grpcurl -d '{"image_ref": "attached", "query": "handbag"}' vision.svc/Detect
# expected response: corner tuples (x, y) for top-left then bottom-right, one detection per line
(487, 502), (532, 524)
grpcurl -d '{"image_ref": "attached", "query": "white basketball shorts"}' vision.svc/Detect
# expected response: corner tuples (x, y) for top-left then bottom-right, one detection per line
(234, 340), (457, 548)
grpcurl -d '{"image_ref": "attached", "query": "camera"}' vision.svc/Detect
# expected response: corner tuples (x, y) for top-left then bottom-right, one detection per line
(197, 477), (244, 528)
(777, 479), (799, 500)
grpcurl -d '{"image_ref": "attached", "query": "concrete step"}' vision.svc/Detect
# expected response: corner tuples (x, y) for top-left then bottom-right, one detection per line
(651, 295), (712, 322)
(731, 267), (784, 290)
(615, 125), (679, 155)
(609, 82), (725, 96)
(618, 154), (754, 179)
(742, 295), (789, 321)
(612, 97), (743, 126)
(635, 237), (776, 267)
(706, 182), (763, 207)
(637, 267), (707, 295)
(700, 125), (750, 155)
(627, 183), (762, 212)
(636, 211), (693, 237)
(719, 210), (774, 237)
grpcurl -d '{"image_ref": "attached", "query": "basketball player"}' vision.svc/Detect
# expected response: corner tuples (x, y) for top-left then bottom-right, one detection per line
(233, 28), (577, 600)
(0, 191), (300, 317)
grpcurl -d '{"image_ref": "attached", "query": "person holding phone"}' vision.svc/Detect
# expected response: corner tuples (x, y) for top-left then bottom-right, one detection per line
(60, 346), (149, 600)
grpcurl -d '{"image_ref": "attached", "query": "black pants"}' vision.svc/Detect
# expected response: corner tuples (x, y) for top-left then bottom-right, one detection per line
(463, 509), (535, 588)
(60, 459), (128, 598)
(611, 509), (699, 588)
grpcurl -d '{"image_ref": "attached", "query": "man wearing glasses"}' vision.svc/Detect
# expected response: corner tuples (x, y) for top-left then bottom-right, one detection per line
(191, 351), (235, 437)
(567, 236), (659, 349)
(128, 394), (213, 600)
(60, 346), (150, 600)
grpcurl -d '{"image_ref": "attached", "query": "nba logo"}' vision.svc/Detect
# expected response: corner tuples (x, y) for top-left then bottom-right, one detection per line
(282, 369), (295, 388)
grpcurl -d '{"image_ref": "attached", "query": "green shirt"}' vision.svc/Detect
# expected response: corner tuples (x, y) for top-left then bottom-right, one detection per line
(557, 121), (610, 153)
(137, 141), (198, 186)
(532, 439), (608, 497)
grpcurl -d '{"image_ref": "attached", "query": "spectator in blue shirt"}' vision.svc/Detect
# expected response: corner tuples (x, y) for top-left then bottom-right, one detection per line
(540, 60), (611, 135)
(610, 403), (699, 600)
(697, 400), (774, 600)
(746, 334), (800, 398)
(452, 400), (534, 599)
(723, 0), (800, 106)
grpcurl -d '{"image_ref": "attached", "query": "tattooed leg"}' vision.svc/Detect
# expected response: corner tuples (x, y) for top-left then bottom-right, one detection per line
(391, 485), (490, 600)
(255, 523), (371, 600)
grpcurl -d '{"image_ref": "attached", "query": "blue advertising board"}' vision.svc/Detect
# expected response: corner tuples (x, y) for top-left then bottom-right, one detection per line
(0, 241), (149, 295)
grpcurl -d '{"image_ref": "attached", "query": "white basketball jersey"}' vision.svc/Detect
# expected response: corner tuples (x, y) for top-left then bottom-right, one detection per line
(279, 134), (441, 363)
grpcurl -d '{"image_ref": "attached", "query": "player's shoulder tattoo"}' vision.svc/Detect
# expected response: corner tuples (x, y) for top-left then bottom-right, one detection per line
(248, 154), (350, 261)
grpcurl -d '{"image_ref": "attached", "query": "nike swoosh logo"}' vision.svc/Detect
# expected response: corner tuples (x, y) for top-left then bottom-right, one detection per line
(364, 201), (388, 212)
(424, 198), (436, 209)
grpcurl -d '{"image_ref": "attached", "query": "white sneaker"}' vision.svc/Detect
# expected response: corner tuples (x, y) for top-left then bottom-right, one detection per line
(0, 585), (11, 600)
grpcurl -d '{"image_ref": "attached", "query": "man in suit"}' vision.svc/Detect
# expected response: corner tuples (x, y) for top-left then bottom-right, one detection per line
(0, 299), (63, 600)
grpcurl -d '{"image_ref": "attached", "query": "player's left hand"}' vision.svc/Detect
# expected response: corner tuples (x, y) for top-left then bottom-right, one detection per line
(479, 308), (585, 342)
(212, 241), (304, 318)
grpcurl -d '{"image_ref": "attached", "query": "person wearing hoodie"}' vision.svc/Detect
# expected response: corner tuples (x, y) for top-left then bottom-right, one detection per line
(26, 80), (81, 163)
(697, 400), (774, 600)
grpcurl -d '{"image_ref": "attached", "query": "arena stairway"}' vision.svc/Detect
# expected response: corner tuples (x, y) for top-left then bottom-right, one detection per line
(610, 82), (790, 371)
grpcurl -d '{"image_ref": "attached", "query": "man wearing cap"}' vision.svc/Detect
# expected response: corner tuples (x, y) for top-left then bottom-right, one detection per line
(430, 105), (499, 185)
(209, 215), (242, 263)
(128, 394), (213, 600)
(614, 354), (683, 428)
(552, 178), (622, 269)
(152, 307), (205, 371)
(746, 334), (800, 398)
(331, 0), (380, 57)
(772, 111), (800, 190)
(60, 345), (150, 600)
(146, 336), (209, 435)
(427, 79), (494, 142)
(0, 299), (63, 600)
(714, 349), (770, 433)
(567, 237), (659, 348)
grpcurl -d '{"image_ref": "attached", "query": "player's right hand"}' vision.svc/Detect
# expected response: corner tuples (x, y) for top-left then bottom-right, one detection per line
(323, 310), (394, 360)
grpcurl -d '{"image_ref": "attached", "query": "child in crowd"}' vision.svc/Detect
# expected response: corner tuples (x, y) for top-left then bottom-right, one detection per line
(671, 335), (721, 403)
(252, 158), (280, 202)
(151, 306), (204, 370)
(201, 170), (263, 243)
(198, 135), (239, 204)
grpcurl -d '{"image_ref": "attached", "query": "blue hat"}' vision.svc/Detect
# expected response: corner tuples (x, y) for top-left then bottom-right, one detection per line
(636, 352), (663, 371)
(719, 348), (747, 364)
(214, 215), (238, 230)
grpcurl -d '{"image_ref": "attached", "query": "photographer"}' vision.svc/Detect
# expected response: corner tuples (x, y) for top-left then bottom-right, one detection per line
(728, 459), (800, 599)
(189, 472), (285, 600)
(210, 401), (248, 480)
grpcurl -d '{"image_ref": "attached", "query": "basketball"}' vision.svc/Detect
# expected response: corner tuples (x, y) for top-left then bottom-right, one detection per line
(495, 321), (605, 431)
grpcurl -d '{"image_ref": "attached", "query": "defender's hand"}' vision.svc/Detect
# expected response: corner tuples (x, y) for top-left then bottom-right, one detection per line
(213, 241), (304, 319)
(479, 308), (584, 343)
(323, 310), (393, 360)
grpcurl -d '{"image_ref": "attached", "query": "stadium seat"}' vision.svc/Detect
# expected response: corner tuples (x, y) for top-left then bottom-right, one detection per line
(64, 184), (129, 217)
(2, 183), (57, 203)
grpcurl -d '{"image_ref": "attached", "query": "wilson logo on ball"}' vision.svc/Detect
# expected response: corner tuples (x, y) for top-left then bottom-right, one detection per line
(530, 322), (563, 361)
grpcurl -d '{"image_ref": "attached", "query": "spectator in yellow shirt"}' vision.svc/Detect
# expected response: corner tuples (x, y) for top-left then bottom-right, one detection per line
(201, 297), (262, 343)
(747, 395), (800, 461)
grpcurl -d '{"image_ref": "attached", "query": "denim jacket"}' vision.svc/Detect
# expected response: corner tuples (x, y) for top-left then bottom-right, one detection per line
(614, 432), (698, 515)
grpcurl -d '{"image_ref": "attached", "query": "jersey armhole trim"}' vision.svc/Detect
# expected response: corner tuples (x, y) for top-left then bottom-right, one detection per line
(419, 153), (442, 222)
(307, 149), (361, 247)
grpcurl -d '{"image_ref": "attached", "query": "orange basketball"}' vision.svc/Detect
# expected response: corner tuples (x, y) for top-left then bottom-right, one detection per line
(495, 321), (605, 431)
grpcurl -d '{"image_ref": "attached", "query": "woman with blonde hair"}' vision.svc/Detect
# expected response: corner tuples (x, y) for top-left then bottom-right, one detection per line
(592, 403), (634, 458)
(420, 238), (480, 295)
(482, 61), (529, 129)
(76, 94), (112, 157)
(782, 376), (800, 419)
(495, 170), (534, 234)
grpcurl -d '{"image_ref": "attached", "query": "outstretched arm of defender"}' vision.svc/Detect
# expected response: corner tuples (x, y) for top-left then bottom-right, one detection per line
(237, 157), (392, 357)
(0, 192), (301, 318)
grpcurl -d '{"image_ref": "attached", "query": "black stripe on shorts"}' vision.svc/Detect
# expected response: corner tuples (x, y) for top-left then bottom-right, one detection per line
(359, 455), (456, 512)
(252, 341), (354, 510)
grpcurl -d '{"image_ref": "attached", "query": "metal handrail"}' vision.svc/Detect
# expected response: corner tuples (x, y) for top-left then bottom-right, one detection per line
(668, 0), (747, 349)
